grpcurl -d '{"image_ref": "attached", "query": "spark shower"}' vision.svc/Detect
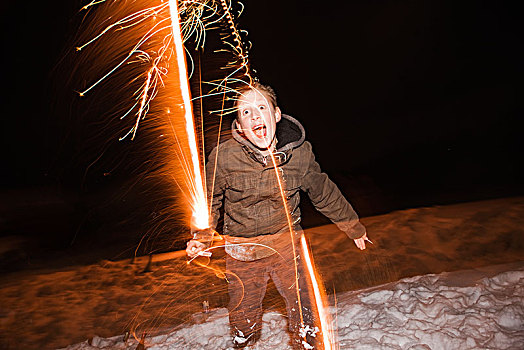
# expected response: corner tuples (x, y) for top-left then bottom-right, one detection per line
(76, 1), (334, 347)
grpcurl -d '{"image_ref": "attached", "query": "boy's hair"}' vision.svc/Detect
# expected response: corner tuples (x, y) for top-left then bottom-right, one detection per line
(234, 82), (278, 116)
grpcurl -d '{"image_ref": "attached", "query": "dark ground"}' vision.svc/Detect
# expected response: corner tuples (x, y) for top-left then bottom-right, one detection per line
(1, 197), (523, 349)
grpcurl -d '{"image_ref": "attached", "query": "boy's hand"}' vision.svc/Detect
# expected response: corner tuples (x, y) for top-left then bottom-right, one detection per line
(353, 232), (371, 250)
(186, 240), (208, 258)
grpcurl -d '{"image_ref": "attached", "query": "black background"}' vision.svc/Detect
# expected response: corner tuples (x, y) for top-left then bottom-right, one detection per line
(0, 1), (522, 269)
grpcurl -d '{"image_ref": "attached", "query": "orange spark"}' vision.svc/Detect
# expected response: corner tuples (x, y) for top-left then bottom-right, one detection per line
(76, 1), (250, 231)
(168, 0), (208, 229)
(301, 234), (335, 350)
(269, 135), (336, 349)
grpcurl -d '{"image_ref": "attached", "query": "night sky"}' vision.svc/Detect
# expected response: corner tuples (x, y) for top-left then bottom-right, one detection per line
(238, 1), (523, 206)
(0, 1), (522, 266)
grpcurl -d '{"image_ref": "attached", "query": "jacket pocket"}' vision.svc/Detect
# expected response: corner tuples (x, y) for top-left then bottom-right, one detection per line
(227, 175), (259, 206)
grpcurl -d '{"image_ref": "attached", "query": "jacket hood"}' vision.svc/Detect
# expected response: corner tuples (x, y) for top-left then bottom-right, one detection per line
(231, 114), (306, 159)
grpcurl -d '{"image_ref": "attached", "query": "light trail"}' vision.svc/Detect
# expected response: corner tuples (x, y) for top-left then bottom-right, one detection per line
(77, 2), (335, 347)
(301, 235), (335, 350)
(267, 152), (305, 327)
(268, 149), (335, 350)
(76, 0), (249, 230)
(234, 84), (332, 349)
(77, 0), (251, 135)
(168, 0), (208, 229)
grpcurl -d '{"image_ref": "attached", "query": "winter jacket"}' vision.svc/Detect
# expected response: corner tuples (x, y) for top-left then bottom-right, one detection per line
(206, 114), (366, 260)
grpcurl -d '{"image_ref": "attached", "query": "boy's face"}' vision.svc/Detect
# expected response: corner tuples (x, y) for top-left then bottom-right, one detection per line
(235, 88), (282, 151)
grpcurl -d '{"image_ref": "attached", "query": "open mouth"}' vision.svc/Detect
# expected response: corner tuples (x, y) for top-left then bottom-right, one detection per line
(252, 124), (267, 138)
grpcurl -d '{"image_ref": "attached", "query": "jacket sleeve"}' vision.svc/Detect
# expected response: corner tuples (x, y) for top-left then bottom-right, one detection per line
(300, 142), (366, 239)
(206, 146), (226, 231)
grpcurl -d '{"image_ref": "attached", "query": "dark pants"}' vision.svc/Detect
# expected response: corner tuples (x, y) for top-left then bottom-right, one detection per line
(226, 231), (322, 349)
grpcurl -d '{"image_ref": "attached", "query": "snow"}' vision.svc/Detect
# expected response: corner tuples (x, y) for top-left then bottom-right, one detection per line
(62, 262), (524, 350)
(2, 197), (523, 348)
(335, 268), (524, 349)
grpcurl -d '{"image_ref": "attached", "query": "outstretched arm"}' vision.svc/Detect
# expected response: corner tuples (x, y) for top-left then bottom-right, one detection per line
(301, 142), (369, 249)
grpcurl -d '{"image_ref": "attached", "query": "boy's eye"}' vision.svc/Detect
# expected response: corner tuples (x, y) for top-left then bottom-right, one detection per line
(259, 105), (265, 110)
(242, 109), (250, 115)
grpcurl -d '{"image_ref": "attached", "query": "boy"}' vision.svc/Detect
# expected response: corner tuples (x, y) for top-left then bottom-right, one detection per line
(187, 82), (369, 349)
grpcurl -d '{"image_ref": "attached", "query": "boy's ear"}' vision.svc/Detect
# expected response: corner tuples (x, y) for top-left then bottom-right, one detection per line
(235, 119), (242, 132)
(275, 107), (282, 123)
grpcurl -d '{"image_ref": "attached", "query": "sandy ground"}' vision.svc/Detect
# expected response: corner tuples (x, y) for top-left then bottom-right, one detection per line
(0, 197), (523, 349)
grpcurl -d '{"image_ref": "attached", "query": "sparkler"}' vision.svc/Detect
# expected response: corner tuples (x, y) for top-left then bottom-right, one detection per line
(77, 0), (336, 348)
(167, 0), (208, 229)
(76, 0), (250, 231)
(301, 235), (335, 349)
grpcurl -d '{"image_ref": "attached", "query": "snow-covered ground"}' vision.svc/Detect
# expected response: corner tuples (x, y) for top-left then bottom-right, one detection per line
(63, 262), (524, 349)
(1, 197), (523, 349)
